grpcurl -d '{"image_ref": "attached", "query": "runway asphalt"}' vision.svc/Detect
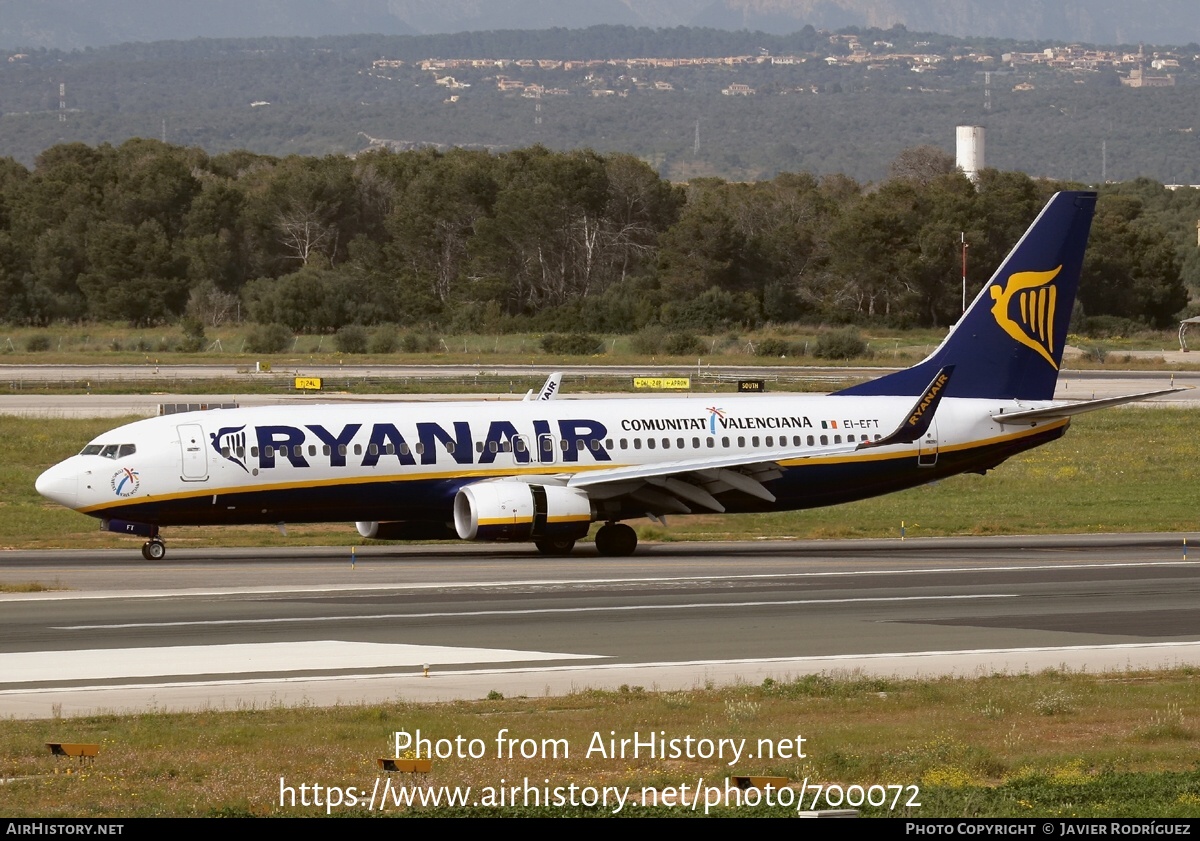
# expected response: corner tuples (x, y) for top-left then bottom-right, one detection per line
(4, 368), (1198, 718)
(3, 534), (1199, 719)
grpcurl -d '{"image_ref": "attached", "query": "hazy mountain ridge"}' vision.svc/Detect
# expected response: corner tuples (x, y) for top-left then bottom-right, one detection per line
(3, 0), (1200, 50)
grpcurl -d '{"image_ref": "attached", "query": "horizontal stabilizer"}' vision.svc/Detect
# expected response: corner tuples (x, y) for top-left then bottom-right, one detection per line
(991, 387), (1190, 424)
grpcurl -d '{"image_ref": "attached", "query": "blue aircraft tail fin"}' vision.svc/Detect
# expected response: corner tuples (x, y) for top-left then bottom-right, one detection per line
(836, 190), (1097, 401)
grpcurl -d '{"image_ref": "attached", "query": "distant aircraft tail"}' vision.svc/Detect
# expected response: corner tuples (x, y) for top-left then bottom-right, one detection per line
(837, 190), (1097, 401)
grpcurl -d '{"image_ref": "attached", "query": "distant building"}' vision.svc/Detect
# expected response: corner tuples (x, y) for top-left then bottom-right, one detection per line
(1123, 45), (1175, 87)
(1122, 66), (1175, 87)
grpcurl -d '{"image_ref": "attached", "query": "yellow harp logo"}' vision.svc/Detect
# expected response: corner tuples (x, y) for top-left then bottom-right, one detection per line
(989, 266), (1062, 369)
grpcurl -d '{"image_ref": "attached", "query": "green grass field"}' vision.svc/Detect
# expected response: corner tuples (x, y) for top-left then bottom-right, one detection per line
(0, 323), (1190, 370)
(2, 671), (1199, 817)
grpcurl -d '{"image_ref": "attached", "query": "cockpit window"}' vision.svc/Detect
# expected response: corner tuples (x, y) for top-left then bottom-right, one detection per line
(81, 443), (137, 459)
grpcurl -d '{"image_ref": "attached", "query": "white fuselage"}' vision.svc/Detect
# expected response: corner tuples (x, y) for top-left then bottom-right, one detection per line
(35, 392), (1063, 532)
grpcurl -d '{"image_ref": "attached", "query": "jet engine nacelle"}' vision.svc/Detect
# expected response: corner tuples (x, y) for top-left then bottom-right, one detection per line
(355, 520), (458, 541)
(453, 481), (592, 542)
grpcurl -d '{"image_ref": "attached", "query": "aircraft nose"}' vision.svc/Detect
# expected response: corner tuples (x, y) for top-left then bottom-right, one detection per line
(36, 461), (79, 509)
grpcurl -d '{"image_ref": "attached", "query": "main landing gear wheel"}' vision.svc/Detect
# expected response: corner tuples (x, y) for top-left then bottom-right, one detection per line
(141, 539), (166, 561)
(535, 537), (576, 556)
(595, 523), (638, 557)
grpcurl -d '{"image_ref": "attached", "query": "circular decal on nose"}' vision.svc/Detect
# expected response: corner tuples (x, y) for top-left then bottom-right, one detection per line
(111, 467), (141, 497)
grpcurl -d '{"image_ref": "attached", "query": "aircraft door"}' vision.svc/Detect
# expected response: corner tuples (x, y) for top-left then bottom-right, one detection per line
(918, 419), (939, 467)
(178, 423), (209, 481)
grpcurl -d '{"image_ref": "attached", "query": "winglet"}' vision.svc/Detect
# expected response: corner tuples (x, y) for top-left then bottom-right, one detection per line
(858, 365), (954, 450)
(524, 372), (563, 401)
(537, 372), (562, 401)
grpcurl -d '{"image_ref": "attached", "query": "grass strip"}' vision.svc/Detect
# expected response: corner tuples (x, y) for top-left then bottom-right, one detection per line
(2, 670), (1198, 817)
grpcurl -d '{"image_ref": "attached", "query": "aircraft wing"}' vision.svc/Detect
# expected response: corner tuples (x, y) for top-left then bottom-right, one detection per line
(566, 443), (856, 510)
(569, 438), (856, 487)
(991, 387), (1189, 424)
(567, 366), (954, 512)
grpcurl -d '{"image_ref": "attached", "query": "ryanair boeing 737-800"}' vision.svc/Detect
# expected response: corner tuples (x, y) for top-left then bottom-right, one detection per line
(35, 191), (1180, 559)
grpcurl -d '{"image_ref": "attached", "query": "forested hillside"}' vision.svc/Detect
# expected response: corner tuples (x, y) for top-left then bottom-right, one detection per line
(0, 140), (1189, 335)
(3, 28), (1200, 184)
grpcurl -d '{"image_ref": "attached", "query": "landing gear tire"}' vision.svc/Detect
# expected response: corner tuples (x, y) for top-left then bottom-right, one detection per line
(595, 523), (638, 557)
(535, 537), (576, 556)
(141, 539), (166, 561)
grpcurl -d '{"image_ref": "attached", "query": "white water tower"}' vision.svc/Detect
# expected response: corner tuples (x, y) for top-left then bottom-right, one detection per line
(956, 125), (985, 183)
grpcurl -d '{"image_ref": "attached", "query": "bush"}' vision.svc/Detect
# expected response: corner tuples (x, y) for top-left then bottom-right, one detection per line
(1079, 315), (1144, 338)
(664, 332), (704, 356)
(630, 325), (667, 355)
(180, 316), (206, 353)
(664, 287), (757, 330)
(756, 337), (794, 357)
(335, 325), (369, 354)
(24, 334), (51, 352)
(246, 323), (293, 354)
(401, 332), (440, 353)
(814, 328), (869, 360)
(540, 333), (602, 355)
(369, 324), (399, 354)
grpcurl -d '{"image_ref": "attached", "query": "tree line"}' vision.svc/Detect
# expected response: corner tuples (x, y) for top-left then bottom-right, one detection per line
(0, 139), (1188, 335)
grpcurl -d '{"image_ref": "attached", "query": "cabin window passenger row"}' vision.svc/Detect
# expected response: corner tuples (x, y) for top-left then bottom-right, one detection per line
(220, 430), (895, 466)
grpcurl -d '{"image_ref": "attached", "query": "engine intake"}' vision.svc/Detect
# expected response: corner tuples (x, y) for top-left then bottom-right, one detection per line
(454, 481), (592, 542)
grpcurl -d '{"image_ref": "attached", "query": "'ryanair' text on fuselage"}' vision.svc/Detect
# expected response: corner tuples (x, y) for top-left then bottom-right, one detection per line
(216, 419), (614, 471)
